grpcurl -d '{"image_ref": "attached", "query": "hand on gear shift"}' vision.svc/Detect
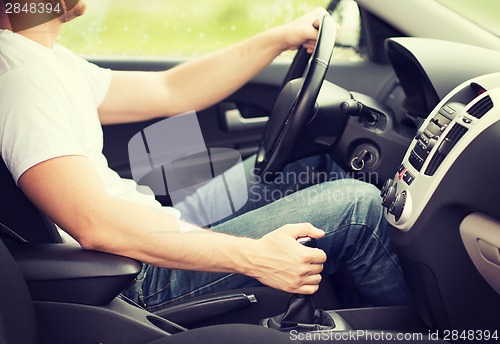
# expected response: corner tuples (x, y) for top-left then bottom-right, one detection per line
(263, 237), (337, 332)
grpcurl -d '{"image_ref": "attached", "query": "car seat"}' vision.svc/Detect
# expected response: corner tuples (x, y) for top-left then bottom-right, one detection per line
(0, 234), (299, 344)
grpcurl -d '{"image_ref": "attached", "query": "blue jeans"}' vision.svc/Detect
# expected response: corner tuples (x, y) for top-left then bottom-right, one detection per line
(122, 155), (411, 312)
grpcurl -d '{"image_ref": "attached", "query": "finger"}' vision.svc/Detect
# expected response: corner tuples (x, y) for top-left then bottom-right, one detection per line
(284, 223), (325, 239)
(308, 263), (324, 275)
(303, 273), (322, 286)
(313, 249), (327, 264)
(302, 40), (316, 50)
(299, 248), (326, 265)
(306, 250), (327, 265)
(312, 8), (329, 29)
(293, 284), (320, 295)
(298, 263), (324, 276)
(312, 18), (321, 30)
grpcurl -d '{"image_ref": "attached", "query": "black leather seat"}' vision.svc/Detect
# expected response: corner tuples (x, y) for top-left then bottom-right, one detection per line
(0, 158), (61, 244)
(0, 236), (297, 344)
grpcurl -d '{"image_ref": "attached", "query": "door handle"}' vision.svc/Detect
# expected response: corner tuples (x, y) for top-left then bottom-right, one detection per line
(224, 107), (268, 132)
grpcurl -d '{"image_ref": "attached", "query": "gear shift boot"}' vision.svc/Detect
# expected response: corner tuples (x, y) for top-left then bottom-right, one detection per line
(263, 294), (337, 332)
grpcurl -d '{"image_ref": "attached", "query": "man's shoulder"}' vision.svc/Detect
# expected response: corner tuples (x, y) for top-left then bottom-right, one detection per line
(0, 68), (66, 113)
(0, 67), (50, 92)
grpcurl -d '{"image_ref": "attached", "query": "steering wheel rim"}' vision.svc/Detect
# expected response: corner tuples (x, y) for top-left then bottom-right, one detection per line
(280, 46), (312, 89)
(254, 14), (337, 179)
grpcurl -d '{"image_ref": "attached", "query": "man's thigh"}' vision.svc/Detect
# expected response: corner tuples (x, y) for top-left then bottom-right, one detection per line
(174, 154), (347, 227)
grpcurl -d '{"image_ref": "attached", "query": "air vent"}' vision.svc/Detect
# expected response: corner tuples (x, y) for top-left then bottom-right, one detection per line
(467, 95), (493, 119)
(425, 124), (468, 176)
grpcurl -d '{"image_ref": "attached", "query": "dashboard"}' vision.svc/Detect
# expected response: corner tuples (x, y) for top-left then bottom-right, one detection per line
(378, 38), (500, 337)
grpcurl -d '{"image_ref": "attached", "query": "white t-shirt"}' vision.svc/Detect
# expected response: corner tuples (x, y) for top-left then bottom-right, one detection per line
(0, 30), (180, 240)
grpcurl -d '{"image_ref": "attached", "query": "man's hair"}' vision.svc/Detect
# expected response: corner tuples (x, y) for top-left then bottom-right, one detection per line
(0, 1), (81, 31)
(0, 0), (11, 29)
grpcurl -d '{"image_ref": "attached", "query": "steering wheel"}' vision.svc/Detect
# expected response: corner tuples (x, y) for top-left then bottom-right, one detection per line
(254, 14), (337, 179)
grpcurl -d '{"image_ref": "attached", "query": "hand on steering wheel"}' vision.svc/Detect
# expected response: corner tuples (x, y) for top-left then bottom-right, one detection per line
(255, 14), (337, 180)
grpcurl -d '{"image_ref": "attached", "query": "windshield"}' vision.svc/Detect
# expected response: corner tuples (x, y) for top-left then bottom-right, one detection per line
(58, 0), (328, 57)
(436, 0), (500, 37)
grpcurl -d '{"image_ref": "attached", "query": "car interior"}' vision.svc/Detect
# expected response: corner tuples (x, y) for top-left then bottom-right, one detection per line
(1, 0), (499, 343)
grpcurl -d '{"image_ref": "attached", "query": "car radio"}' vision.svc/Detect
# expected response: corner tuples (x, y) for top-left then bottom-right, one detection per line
(382, 73), (500, 231)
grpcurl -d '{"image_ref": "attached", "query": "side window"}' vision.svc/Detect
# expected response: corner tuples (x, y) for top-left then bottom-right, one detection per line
(59, 0), (330, 57)
(330, 0), (364, 62)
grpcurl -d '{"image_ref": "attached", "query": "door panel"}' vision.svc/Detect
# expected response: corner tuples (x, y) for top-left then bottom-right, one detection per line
(91, 55), (396, 181)
(93, 59), (286, 180)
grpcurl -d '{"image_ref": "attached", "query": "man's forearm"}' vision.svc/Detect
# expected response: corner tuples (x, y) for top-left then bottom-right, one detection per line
(81, 195), (326, 294)
(80, 195), (256, 275)
(159, 28), (287, 116)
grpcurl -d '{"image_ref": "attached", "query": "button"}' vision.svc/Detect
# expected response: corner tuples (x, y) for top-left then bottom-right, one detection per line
(411, 151), (423, 163)
(444, 106), (455, 115)
(463, 117), (472, 124)
(438, 138), (453, 155)
(398, 167), (408, 180)
(398, 165), (405, 174)
(409, 151), (424, 171)
(418, 140), (428, 150)
(403, 171), (415, 185)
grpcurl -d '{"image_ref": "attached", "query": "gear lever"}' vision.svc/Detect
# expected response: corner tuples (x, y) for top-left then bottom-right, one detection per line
(262, 237), (336, 332)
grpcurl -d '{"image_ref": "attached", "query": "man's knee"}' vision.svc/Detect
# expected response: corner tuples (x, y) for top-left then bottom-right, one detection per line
(323, 179), (384, 226)
(322, 179), (381, 204)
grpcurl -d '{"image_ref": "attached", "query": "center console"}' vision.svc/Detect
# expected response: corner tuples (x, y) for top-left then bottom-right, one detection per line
(382, 73), (500, 230)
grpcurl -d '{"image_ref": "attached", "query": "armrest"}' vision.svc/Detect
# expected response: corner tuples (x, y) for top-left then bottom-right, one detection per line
(9, 243), (141, 306)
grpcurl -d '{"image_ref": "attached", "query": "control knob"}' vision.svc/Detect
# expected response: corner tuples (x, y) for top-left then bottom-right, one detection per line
(390, 191), (407, 221)
(382, 186), (397, 208)
(380, 179), (393, 199)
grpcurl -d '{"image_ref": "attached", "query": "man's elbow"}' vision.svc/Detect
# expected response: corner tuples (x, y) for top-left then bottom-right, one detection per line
(77, 233), (100, 251)
(69, 212), (109, 252)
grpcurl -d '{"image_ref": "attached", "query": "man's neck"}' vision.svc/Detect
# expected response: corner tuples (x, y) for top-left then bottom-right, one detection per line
(15, 19), (61, 48)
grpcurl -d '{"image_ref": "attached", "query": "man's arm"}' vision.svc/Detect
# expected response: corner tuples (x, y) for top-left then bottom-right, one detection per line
(97, 8), (327, 124)
(18, 155), (327, 294)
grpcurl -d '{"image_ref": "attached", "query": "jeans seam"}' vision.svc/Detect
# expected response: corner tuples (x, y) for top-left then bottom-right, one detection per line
(369, 230), (403, 274)
(326, 220), (401, 271)
(143, 278), (171, 302)
(147, 273), (236, 312)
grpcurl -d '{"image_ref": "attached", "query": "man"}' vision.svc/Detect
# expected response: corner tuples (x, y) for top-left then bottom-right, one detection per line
(0, 0), (410, 312)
